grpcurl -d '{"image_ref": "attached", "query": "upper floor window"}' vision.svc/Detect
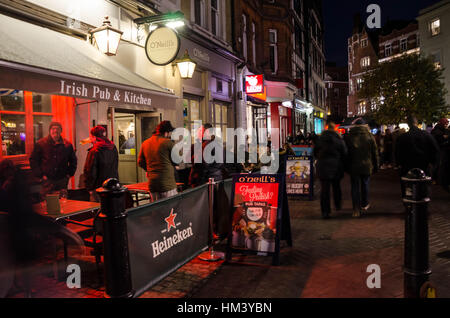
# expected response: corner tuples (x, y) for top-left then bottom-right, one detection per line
(385, 44), (392, 57)
(269, 29), (278, 74)
(361, 38), (368, 48)
(211, 0), (219, 36)
(432, 51), (442, 69)
(360, 56), (370, 68)
(400, 38), (407, 51)
(356, 78), (364, 91)
(242, 14), (247, 60)
(252, 22), (256, 66)
(430, 19), (440, 36)
(194, 0), (205, 28)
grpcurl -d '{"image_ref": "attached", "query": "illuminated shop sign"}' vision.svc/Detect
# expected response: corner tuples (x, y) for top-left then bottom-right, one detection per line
(245, 75), (264, 94)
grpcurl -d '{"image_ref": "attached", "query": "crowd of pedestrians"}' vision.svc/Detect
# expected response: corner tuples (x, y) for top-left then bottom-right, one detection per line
(314, 116), (449, 219)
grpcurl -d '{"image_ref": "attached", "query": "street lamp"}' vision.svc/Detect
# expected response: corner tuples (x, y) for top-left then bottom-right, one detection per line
(90, 16), (123, 56)
(173, 50), (197, 79)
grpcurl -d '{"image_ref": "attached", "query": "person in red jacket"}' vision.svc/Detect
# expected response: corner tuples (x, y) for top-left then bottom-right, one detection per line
(83, 126), (119, 202)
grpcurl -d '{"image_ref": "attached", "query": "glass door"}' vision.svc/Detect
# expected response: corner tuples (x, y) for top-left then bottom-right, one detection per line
(114, 112), (137, 184)
(136, 112), (160, 183)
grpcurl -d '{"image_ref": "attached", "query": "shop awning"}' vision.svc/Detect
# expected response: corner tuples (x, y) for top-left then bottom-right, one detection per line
(0, 14), (176, 109)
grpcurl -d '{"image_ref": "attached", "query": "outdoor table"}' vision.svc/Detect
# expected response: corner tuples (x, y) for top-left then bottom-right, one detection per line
(124, 182), (184, 206)
(34, 199), (101, 279)
(34, 199), (100, 222)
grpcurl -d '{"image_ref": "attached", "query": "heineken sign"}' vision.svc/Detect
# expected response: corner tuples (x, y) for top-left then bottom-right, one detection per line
(145, 26), (180, 66)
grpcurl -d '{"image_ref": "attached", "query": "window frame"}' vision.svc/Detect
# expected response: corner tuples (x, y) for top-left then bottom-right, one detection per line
(430, 18), (440, 36)
(269, 29), (278, 74)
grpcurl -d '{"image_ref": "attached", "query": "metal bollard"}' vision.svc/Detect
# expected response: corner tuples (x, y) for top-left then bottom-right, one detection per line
(198, 178), (224, 261)
(96, 178), (133, 298)
(402, 168), (432, 298)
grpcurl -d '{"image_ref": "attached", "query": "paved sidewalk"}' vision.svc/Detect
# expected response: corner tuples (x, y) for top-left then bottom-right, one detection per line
(5, 169), (449, 298)
(190, 169), (450, 298)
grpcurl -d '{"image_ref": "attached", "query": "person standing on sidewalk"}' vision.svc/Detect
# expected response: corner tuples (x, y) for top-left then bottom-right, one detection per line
(395, 116), (440, 195)
(29, 121), (77, 197)
(431, 118), (449, 191)
(314, 119), (347, 219)
(345, 118), (379, 217)
(83, 126), (119, 202)
(138, 120), (178, 202)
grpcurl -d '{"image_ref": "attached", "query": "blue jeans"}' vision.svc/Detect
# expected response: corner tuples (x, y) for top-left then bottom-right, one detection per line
(351, 175), (370, 210)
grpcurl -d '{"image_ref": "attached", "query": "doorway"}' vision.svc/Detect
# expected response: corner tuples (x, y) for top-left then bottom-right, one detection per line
(113, 111), (160, 184)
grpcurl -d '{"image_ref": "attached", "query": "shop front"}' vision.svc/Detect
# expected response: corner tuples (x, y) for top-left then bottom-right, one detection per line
(177, 36), (238, 144)
(313, 110), (325, 135)
(0, 13), (177, 189)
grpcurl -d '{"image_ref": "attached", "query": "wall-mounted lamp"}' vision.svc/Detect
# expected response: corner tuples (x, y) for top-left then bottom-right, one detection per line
(90, 16), (123, 56)
(172, 50), (197, 79)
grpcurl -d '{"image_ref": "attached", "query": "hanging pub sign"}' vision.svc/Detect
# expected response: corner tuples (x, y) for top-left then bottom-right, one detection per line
(145, 26), (181, 66)
(286, 156), (314, 200)
(245, 74), (264, 94)
(226, 174), (292, 265)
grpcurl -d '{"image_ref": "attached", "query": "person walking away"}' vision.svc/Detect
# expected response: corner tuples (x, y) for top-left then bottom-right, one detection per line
(345, 118), (379, 218)
(431, 118), (450, 191)
(83, 126), (119, 202)
(382, 129), (393, 169)
(138, 121), (178, 202)
(29, 122), (77, 198)
(314, 120), (348, 219)
(396, 116), (440, 196)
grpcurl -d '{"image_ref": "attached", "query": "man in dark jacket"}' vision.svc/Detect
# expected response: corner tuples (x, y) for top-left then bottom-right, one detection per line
(83, 126), (119, 202)
(29, 122), (77, 196)
(396, 116), (440, 195)
(345, 118), (379, 217)
(431, 118), (449, 189)
(314, 120), (348, 219)
(138, 121), (178, 202)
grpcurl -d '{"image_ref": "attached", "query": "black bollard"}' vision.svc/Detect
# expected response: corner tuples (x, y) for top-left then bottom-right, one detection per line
(96, 178), (133, 298)
(402, 168), (432, 298)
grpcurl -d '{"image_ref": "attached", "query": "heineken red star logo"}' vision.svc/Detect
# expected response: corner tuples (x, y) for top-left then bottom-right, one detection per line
(165, 208), (177, 232)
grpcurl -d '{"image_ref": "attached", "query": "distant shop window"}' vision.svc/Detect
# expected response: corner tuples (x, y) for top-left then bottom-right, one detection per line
(216, 79), (223, 93)
(430, 19), (440, 36)
(361, 38), (368, 47)
(432, 51), (442, 70)
(385, 44), (392, 57)
(0, 91), (70, 161)
(360, 56), (370, 68)
(400, 38), (407, 52)
(1, 114), (26, 156)
(183, 96), (202, 143)
(0, 90), (24, 112)
(213, 102), (228, 142)
(211, 0), (219, 36)
(194, 0), (205, 28)
(269, 29), (278, 74)
(356, 78), (364, 91)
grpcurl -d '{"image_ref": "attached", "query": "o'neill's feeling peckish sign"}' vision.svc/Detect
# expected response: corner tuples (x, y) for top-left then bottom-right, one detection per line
(226, 174), (292, 265)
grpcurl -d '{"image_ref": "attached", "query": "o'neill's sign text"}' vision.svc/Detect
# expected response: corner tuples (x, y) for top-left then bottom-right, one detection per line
(60, 80), (152, 106)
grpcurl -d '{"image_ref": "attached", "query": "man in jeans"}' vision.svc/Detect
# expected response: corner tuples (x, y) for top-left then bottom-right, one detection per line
(345, 118), (379, 217)
(138, 121), (177, 202)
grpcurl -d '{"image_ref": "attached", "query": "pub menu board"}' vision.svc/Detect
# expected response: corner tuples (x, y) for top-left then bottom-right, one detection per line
(227, 174), (286, 264)
(286, 156), (313, 198)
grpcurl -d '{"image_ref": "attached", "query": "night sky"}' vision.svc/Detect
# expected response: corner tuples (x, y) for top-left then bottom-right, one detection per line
(324, 0), (444, 67)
